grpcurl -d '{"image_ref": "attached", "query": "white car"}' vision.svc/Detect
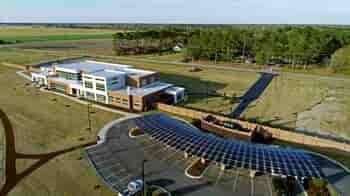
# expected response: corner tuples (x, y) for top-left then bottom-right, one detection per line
(118, 179), (144, 196)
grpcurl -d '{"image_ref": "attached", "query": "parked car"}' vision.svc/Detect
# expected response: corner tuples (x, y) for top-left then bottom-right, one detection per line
(118, 179), (144, 196)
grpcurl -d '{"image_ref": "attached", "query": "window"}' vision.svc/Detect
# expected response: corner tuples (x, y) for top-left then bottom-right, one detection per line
(57, 71), (81, 81)
(141, 79), (147, 86)
(96, 83), (105, 91)
(122, 99), (129, 105)
(134, 100), (141, 108)
(84, 76), (92, 80)
(51, 83), (66, 92)
(84, 81), (93, 89)
(116, 97), (121, 103)
(96, 78), (105, 82)
(110, 77), (119, 85)
(96, 94), (106, 103)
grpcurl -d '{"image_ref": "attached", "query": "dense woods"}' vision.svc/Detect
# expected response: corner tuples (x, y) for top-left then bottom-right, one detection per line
(186, 27), (350, 68)
(112, 26), (350, 72)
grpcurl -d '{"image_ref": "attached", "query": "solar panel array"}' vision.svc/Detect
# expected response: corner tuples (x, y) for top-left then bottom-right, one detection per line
(135, 114), (322, 178)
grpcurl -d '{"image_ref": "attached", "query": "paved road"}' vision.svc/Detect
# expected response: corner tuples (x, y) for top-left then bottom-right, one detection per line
(231, 73), (275, 118)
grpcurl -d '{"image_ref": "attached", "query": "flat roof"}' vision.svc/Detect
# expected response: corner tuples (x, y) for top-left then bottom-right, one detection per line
(112, 82), (172, 97)
(55, 60), (155, 78)
(85, 70), (125, 79)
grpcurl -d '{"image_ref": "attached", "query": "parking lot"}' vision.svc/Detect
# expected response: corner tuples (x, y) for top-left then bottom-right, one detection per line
(85, 117), (275, 196)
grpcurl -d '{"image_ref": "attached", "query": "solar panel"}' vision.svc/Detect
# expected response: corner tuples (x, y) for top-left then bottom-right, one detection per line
(134, 114), (323, 178)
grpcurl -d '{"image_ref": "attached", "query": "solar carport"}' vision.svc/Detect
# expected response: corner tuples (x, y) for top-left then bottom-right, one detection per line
(135, 114), (323, 179)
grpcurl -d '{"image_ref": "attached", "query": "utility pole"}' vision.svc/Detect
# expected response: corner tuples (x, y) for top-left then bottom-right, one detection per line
(87, 103), (92, 133)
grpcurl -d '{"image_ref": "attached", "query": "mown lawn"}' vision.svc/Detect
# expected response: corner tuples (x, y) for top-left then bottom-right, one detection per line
(0, 65), (121, 196)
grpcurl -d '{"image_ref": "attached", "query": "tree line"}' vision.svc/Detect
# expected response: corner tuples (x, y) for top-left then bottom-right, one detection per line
(186, 27), (350, 69)
(112, 30), (190, 55)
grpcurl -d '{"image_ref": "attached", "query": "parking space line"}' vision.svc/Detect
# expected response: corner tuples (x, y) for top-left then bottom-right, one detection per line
(266, 176), (274, 196)
(232, 170), (239, 193)
(251, 178), (254, 196)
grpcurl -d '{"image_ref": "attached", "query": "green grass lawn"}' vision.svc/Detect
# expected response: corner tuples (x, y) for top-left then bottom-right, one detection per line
(1, 34), (113, 43)
(0, 48), (77, 65)
(242, 75), (350, 139)
(0, 65), (121, 196)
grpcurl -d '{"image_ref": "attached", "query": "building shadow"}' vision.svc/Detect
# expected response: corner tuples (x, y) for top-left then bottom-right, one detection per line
(0, 108), (97, 196)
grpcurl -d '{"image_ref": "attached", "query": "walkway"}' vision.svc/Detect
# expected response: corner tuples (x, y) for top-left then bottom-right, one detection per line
(231, 73), (275, 118)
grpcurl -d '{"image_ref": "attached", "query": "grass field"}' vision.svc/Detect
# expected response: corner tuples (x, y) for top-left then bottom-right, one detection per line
(0, 48), (77, 65)
(0, 65), (121, 196)
(0, 26), (118, 43)
(242, 74), (350, 138)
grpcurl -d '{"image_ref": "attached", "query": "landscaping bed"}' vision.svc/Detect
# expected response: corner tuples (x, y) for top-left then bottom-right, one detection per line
(129, 127), (145, 138)
(185, 159), (209, 179)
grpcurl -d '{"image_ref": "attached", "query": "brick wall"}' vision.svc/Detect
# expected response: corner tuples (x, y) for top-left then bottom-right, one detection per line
(156, 103), (350, 153)
(200, 120), (252, 141)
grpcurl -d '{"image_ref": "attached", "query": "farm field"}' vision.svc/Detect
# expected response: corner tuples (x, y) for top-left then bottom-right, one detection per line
(0, 48), (77, 65)
(0, 26), (119, 43)
(0, 65), (121, 196)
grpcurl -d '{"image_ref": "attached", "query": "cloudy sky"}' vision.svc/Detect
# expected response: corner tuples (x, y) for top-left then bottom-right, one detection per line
(1, 0), (349, 24)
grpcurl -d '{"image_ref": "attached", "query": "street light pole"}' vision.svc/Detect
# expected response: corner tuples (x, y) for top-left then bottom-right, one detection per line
(142, 159), (146, 196)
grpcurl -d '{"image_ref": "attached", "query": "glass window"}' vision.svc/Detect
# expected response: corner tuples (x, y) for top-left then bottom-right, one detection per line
(141, 79), (147, 86)
(96, 78), (105, 82)
(84, 76), (92, 80)
(85, 81), (93, 89)
(96, 94), (106, 103)
(110, 77), (119, 85)
(96, 83), (105, 91)
(57, 71), (81, 81)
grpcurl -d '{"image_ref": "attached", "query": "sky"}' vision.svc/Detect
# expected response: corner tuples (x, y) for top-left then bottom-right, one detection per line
(1, 0), (349, 24)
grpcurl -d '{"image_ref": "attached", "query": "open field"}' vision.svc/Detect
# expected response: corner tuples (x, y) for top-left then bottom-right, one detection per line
(0, 48), (77, 65)
(242, 74), (350, 138)
(16, 39), (115, 56)
(1, 45), (350, 139)
(0, 26), (119, 43)
(0, 65), (121, 196)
